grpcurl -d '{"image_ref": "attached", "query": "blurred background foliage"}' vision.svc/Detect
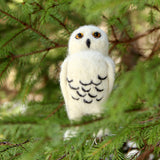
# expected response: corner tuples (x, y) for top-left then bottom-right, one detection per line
(0, 0), (160, 159)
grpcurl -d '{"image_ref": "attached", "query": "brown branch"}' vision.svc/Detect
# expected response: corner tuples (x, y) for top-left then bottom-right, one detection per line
(0, 86), (18, 95)
(140, 114), (160, 124)
(110, 25), (118, 41)
(0, 9), (57, 46)
(103, 15), (118, 41)
(61, 117), (103, 128)
(117, 17), (130, 38)
(0, 59), (13, 78)
(12, 45), (66, 59)
(145, 4), (160, 13)
(57, 153), (67, 160)
(30, 1), (70, 35)
(136, 141), (160, 160)
(109, 43), (117, 54)
(147, 34), (160, 59)
(48, 153), (52, 160)
(1, 28), (28, 48)
(109, 26), (160, 44)
(45, 102), (64, 120)
(31, 2), (70, 34)
(0, 44), (66, 79)
(50, 15), (70, 34)
(0, 45), (66, 78)
(10, 153), (22, 160)
(0, 139), (30, 153)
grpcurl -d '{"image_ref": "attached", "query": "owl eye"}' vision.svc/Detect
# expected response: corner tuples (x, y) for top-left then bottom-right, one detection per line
(75, 33), (84, 39)
(92, 32), (101, 38)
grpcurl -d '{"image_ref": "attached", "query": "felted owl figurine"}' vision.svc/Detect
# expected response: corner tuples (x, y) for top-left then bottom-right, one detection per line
(60, 25), (115, 121)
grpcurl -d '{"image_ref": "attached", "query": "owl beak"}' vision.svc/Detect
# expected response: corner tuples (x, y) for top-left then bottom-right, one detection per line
(86, 39), (91, 48)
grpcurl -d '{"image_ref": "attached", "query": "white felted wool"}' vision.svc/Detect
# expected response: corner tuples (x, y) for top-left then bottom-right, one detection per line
(60, 25), (115, 120)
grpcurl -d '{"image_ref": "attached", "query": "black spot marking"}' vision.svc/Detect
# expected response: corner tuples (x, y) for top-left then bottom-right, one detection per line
(96, 97), (103, 101)
(80, 79), (102, 86)
(72, 96), (79, 101)
(88, 93), (97, 98)
(95, 87), (104, 92)
(81, 87), (91, 92)
(83, 99), (93, 104)
(67, 78), (73, 83)
(76, 91), (86, 97)
(92, 80), (102, 86)
(69, 84), (79, 90)
(79, 80), (92, 86)
(98, 75), (107, 80)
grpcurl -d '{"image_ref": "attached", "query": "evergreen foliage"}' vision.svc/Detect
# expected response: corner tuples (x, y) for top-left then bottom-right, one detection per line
(0, 0), (160, 159)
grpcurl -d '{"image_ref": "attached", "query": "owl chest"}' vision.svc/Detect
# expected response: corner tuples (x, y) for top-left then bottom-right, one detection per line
(67, 53), (107, 80)
(66, 53), (108, 105)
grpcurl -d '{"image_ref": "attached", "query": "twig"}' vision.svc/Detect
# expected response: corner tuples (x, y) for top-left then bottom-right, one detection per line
(2, 45), (66, 60)
(30, 2), (70, 34)
(117, 18), (130, 38)
(1, 27), (28, 48)
(30, 2), (57, 14)
(136, 141), (160, 160)
(57, 153), (67, 160)
(10, 153), (22, 160)
(129, 146), (145, 160)
(0, 139), (30, 153)
(0, 45), (66, 78)
(103, 15), (118, 41)
(61, 117), (103, 128)
(109, 43), (117, 54)
(50, 15), (70, 34)
(48, 153), (52, 160)
(0, 59), (13, 78)
(0, 9), (57, 46)
(12, 45), (66, 59)
(145, 4), (160, 13)
(109, 26), (160, 44)
(45, 102), (64, 120)
(92, 140), (112, 156)
(147, 34), (160, 59)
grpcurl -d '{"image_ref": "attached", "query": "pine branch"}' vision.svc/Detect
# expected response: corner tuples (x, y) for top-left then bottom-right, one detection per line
(0, 59), (13, 78)
(136, 141), (160, 160)
(147, 34), (160, 59)
(117, 17), (130, 38)
(30, 2), (70, 34)
(61, 117), (103, 128)
(1, 28), (28, 48)
(109, 26), (160, 44)
(30, 2), (58, 14)
(10, 153), (22, 160)
(45, 102), (64, 120)
(92, 140), (112, 156)
(0, 139), (30, 153)
(12, 45), (66, 59)
(103, 15), (118, 41)
(145, 4), (160, 13)
(109, 43), (117, 54)
(50, 15), (70, 34)
(0, 45), (66, 78)
(0, 9), (57, 46)
(57, 153), (67, 160)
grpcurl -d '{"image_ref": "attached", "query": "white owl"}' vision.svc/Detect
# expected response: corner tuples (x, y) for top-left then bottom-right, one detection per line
(60, 25), (115, 121)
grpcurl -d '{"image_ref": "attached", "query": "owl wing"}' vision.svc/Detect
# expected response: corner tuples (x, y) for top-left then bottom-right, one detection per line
(60, 57), (69, 105)
(104, 56), (115, 94)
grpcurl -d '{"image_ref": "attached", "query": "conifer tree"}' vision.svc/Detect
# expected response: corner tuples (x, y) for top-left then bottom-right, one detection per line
(0, 0), (160, 159)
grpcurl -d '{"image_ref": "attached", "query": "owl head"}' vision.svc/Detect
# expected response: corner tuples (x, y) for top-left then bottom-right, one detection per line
(68, 25), (109, 55)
